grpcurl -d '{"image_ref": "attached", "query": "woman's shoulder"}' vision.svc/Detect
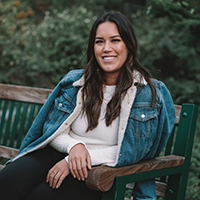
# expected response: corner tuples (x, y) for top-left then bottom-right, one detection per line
(63, 69), (84, 79)
(135, 79), (172, 104)
(152, 79), (173, 104)
(60, 69), (84, 86)
(153, 79), (167, 89)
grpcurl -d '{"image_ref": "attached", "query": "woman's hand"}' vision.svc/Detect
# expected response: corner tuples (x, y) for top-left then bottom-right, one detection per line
(46, 159), (70, 189)
(68, 143), (92, 181)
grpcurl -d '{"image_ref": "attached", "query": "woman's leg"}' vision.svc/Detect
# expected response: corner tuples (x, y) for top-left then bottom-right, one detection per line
(0, 146), (67, 200)
(25, 173), (102, 200)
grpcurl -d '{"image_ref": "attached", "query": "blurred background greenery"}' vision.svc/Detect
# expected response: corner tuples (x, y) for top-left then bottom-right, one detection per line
(0, 0), (200, 199)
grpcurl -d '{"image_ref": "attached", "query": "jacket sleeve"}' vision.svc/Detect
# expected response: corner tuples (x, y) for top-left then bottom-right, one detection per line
(18, 73), (70, 154)
(154, 81), (176, 156)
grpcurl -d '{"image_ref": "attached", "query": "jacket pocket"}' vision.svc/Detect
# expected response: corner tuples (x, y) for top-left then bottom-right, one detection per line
(130, 106), (158, 137)
(46, 93), (75, 124)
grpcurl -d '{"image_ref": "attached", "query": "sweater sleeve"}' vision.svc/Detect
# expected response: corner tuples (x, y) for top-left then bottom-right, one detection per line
(65, 145), (118, 166)
(88, 145), (118, 166)
(49, 127), (86, 154)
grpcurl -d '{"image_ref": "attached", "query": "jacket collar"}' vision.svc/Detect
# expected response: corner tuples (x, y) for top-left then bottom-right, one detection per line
(73, 70), (147, 87)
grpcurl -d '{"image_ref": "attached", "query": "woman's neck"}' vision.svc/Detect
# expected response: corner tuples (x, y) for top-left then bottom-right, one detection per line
(103, 75), (118, 85)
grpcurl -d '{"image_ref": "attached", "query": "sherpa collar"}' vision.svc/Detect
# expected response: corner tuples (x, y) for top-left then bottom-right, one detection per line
(72, 70), (147, 87)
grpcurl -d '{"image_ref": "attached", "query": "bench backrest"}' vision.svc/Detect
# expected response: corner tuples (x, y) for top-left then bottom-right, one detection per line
(0, 83), (52, 149)
(0, 83), (198, 163)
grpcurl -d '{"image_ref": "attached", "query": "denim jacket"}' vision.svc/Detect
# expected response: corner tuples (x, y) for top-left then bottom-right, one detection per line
(11, 69), (176, 200)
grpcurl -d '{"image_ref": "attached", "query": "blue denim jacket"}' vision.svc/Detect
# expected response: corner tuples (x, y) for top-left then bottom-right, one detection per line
(12, 69), (176, 200)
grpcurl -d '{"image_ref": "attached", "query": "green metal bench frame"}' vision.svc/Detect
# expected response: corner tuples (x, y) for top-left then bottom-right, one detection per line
(0, 83), (199, 200)
(85, 104), (199, 200)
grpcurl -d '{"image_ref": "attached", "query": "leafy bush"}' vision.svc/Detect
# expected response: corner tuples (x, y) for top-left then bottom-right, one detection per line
(134, 0), (200, 105)
(0, 1), (98, 88)
(186, 136), (200, 200)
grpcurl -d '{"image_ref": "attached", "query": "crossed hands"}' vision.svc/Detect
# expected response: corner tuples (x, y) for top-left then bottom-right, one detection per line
(46, 143), (91, 189)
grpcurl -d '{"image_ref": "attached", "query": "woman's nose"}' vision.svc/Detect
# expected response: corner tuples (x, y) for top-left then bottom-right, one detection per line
(103, 42), (112, 52)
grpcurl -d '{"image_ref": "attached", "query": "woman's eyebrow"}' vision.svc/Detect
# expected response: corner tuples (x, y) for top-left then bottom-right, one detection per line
(95, 35), (121, 40)
(95, 37), (103, 40)
(110, 35), (121, 38)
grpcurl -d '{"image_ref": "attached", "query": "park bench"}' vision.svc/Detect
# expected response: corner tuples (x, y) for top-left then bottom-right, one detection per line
(0, 83), (199, 200)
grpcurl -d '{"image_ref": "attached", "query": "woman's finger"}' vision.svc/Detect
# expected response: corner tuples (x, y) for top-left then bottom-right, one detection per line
(69, 159), (79, 179)
(76, 159), (85, 181)
(46, 159), (70, 188)
(86, 153), (92, 170)
(80, 158), (88, 179)
(56, 171), (68, 188)
(52, 171), (62, 188)
(46, 166), (56, 184)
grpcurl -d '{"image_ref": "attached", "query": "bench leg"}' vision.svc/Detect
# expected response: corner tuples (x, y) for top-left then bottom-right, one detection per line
(101, 178), (126, 200)
(165, 173), (184, 200)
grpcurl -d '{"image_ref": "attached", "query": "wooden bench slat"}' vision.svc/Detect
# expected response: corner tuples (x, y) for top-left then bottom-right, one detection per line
(16, 103), (29, 148)
(0, 101), (8, 138)
(0, 83), (52, 104)
(174, 104), (181, 125)
(26, 104), (36, 132)
(0, 145), (19, 159)
(155, 181), (167, 197)
(85, 155), (184, 192)
(9, 103), (21, 147)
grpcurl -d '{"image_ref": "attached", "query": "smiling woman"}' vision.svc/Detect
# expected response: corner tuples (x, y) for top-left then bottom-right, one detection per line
(0, 12), (176, 200)
(94, 21), (129, 85)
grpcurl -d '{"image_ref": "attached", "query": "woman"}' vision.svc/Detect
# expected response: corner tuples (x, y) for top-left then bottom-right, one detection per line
(0, 12), (176, 200)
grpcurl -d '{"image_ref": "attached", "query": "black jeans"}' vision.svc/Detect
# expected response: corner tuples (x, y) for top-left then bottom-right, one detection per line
(0, 145), (102, 200)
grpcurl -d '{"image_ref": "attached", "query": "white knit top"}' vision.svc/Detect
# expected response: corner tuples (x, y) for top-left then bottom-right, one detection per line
(49, 85), (119, 166)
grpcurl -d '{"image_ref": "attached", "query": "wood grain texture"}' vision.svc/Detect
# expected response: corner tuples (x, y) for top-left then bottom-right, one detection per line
(174, 105), (181, 125)
(85, 155), (184, 191)
(155, 181), (167, 197)
(0, 146), (19, 170)
(0, 145), (19, 159)
(0, 83), (52, 104)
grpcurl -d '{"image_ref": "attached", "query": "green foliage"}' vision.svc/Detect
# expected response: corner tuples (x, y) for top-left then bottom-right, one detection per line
(134, 0), (200, 105)
(0, 1), (99, 87)
(0, 0), (200, 198)
(186, 135), (200, 199)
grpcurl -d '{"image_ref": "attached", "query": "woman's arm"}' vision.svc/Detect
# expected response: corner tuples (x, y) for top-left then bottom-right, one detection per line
(65, 145), (118, 166)
(49, 127), (87, 153)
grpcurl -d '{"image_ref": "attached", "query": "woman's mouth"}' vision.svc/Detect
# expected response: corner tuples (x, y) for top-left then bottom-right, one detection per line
(102, 56), (116, 60)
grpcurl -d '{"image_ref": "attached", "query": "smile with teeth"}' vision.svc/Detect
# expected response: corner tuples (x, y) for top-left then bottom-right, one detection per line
(102, 56), (116, 60)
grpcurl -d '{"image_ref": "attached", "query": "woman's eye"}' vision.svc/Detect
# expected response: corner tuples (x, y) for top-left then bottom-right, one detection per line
(112, 39), (121, 42)
(95, 40), (103, 44)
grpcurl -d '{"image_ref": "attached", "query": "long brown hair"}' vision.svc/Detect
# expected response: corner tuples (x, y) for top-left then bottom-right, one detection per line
(82, 12), (156, 132)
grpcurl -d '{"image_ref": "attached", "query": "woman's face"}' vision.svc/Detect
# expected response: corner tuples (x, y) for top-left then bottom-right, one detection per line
(94, 21), (129, 85)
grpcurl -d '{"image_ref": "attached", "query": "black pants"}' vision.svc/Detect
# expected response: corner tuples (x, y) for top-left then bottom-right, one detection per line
(0, 145), (102, 200)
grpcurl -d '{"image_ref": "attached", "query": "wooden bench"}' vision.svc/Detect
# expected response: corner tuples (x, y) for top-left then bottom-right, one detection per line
(0, 83), (199, 200)
(0, 83), (52, 170)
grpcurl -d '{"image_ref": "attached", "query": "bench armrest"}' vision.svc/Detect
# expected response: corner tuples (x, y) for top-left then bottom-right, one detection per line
(85, 155), (184, 191)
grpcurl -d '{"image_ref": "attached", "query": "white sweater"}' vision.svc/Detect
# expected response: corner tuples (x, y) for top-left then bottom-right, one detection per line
(49, 85), (119, 166)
